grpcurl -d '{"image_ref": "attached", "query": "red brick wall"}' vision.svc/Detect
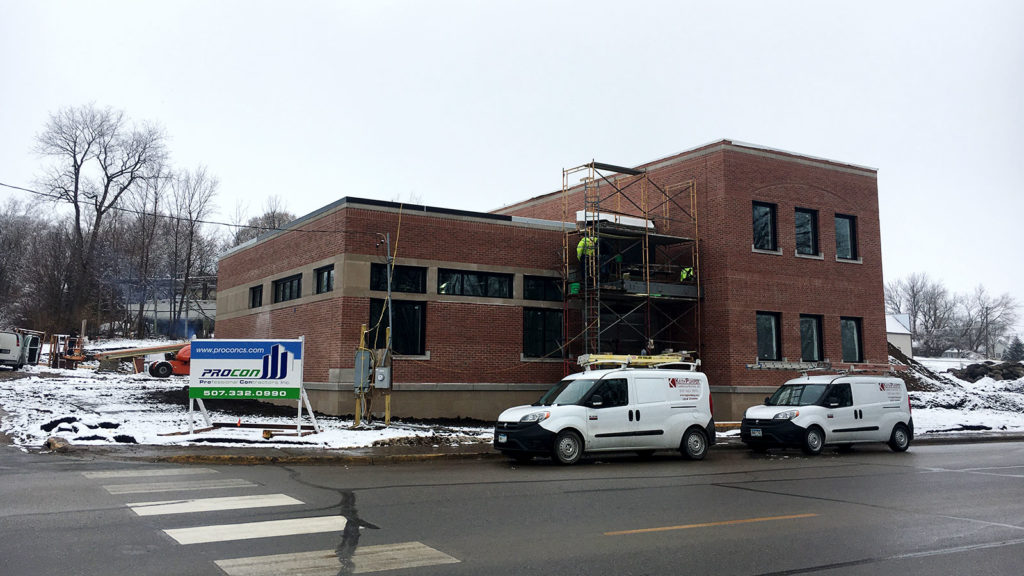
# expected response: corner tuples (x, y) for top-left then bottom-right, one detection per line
(494, 142), (885, 389)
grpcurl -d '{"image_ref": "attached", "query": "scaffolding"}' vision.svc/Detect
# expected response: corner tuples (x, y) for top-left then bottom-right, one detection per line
(561, 161), (700, 367)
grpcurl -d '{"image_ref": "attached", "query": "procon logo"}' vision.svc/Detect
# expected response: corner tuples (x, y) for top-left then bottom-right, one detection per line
(199, 345), (290, 379)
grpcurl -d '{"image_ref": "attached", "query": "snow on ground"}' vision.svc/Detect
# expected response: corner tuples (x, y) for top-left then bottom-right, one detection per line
(0, 364), (491, 449)
(898, 356), (1024, 434)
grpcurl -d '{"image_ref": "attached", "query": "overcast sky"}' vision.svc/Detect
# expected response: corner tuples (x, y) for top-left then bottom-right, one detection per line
(2, 1), (1022, 328)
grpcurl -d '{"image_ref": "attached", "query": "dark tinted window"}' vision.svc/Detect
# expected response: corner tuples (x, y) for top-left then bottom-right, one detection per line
(821, 383), (853, 408)
(800, 314), (823, 362)
(524, 276), (562, 302)
(438, 269), (512, 298)
(589, 378), (628, 408)
(249, 285), (263, 308)
(315, 265), (334, 294)
(795, 208), (819, 255)
(523, 308), (562, 358)
(836, 214), (858, 260)
(272, 274), (301, 303)
(757, 311), (781, 360)
(368, 299), (426, 355)
(370, 263), (426, 293)
(753, 202), (778, 251)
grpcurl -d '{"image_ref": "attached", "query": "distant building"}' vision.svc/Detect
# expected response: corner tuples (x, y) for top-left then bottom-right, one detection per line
(886, 314), (913, 358)
(215, 140), (887, 420)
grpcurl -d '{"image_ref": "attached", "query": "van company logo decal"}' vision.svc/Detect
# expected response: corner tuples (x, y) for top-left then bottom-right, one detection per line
(200, 344), (290, 380)
(669, 378), (701, 388)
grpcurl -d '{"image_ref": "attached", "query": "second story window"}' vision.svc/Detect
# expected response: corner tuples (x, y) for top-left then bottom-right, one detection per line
(315, 265), (334, 294)
(370, 263), (427, 293)
(795, 208), (819, 256)
(438, 269), (512, 299)
(835, 214), (859, 260)
(273, 274), (301, 304)
(752, 201), (778, 252)
(249, 285), (263, 309)
(524, 276), (562, 302)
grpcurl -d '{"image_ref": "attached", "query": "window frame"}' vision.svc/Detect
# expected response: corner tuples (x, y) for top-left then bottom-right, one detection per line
(795, 207), (820, 256)
(752, 201), (779, 252)
(370, 263), (427, 294)
(523, 275), (563, 302)
(368, 298), (426, 356)
(314, 264), (335, 295)
(523, 307), (563, 358)
(756, 311), (782, 361)
(840, 316), (863, 363)
(799, 314), (824, 362)
(835, 214), (859, 260)
(272, 274), (302, 304)
(437, 268), (513, 299)
(248, 285), (263, 309)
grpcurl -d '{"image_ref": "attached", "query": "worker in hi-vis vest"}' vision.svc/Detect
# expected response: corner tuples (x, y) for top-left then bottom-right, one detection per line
(680, 266), (695, 282)
(577, 236), (596, 281)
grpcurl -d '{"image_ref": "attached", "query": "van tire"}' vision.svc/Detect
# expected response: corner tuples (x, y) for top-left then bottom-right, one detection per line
(888, 423), (911, 452)
(152, 362), (173, 378)
(681, 427), (708, 460)
(801, 426), (824, 455)
(553, 430), (583, 465)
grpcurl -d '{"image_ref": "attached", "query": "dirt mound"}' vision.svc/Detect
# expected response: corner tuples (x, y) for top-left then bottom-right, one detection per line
(951, 361), (1024, 383)
(887, 343), (945, 391)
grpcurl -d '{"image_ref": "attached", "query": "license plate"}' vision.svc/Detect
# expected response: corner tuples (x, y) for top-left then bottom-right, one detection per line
(751, 429), (762, 437)
(497, 433), (508, 443)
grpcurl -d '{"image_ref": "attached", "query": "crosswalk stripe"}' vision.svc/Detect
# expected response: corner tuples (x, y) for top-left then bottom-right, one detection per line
(128, 494), (303, 516)
(164, 516), (348, 545)
(214, 541), (461, 575)
(104, 478), (256, 495)
(83, 468), (219, 479)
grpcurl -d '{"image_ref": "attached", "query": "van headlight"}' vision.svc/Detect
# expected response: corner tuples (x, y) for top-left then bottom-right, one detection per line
(773, 410), (799, 420)
(520, 411), (551, 423)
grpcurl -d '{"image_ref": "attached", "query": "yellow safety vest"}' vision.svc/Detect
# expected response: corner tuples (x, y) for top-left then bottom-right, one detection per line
(577, 237), (596, 260)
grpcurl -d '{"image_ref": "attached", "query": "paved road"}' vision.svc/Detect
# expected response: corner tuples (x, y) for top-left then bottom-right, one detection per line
(1, 442), (1022, 575)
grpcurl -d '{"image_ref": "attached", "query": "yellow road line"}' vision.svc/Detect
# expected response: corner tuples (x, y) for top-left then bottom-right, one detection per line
(605, 513), (818, 536)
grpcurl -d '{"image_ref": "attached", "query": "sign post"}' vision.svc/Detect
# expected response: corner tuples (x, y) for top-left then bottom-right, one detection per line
(187, 338), (320, 435)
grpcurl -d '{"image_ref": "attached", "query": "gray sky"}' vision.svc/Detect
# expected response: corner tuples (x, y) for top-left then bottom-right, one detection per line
(2, 1), (1023, 328)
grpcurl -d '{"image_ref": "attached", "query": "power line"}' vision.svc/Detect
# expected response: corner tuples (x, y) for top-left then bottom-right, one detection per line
(0, 180), (377, 238)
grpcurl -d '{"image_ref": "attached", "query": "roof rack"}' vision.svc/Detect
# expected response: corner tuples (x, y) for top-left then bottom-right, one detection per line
(577, 353), (700, 371)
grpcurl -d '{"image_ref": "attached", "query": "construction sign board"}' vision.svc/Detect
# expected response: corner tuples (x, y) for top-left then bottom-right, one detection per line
(189, 339), (304, 400)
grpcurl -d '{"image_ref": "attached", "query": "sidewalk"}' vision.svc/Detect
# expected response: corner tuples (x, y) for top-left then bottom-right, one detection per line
(30, 427), (1024, 466)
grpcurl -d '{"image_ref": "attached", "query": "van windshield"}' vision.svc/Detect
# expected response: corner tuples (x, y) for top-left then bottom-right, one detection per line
(767, 384), (827, 406)
(534, 379), (598, 406)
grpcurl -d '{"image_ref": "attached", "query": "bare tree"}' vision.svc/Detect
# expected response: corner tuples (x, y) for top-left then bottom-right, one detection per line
(230, 195), (295, 246)
(168, 166), (218, 337)
(35, 104), (166, 330)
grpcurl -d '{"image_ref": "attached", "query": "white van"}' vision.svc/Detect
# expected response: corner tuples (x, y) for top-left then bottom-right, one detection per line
(494, 366), (715, 464)
(740, 374), (914, 454)
(0, 331), (24, 369)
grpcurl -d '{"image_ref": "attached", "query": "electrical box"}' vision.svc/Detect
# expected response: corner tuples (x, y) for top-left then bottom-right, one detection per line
(373, 366), (391, 389)
(354, 350), (372, 392)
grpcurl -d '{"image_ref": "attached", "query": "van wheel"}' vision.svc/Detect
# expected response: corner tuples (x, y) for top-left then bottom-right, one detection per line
(152, 362), (173, 378)
(888, 423), (911, 452)
(553, 430), (583, 465)
(681, 427), (708, 460)
(801, 426), (824, 455)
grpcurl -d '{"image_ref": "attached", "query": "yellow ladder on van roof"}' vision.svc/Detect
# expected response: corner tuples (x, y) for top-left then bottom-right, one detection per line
(577, 353), (699, 371)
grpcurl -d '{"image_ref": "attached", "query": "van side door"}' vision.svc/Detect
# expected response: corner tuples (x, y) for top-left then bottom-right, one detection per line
(627, 376), (672, 449)
(584, 378), (633, 450)
(821, 383), (862, 442)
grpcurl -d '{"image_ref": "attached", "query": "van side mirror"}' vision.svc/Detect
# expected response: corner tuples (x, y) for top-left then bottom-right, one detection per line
(764, 397), (771, 405)
(588, 395), (603, 408)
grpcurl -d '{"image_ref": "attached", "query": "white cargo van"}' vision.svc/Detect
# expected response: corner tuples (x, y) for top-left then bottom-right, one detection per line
(494, 358), (715, 464)
(740, 374), (913, 455)
(0, 331), (24, 369)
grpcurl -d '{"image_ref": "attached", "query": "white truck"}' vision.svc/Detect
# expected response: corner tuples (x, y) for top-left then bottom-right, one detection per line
(0, 331), (42, 370)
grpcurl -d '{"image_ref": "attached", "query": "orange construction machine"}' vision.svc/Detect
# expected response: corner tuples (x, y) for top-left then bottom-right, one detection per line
(148, 343), (192, 378)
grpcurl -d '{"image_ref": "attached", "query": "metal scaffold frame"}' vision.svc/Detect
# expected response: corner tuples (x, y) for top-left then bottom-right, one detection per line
(561, 161), (700, 369)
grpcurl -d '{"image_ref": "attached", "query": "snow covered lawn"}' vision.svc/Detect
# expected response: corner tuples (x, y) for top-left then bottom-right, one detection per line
(0, 365), (492, 449)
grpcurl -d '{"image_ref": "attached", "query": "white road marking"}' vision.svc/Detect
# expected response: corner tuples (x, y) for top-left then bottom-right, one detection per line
(215, 541), (460, 575)
(104, 478), (256, 495)
(128, 494), (303, 516)
(83, 468), (219, 479)
(164, 516), (349, 545)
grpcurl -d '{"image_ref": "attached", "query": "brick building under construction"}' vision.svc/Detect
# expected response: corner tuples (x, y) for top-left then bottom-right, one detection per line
(215, 140), (886, 420)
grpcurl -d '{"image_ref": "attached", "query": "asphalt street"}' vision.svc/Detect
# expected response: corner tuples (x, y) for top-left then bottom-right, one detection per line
(1, 442), (1023, 575)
